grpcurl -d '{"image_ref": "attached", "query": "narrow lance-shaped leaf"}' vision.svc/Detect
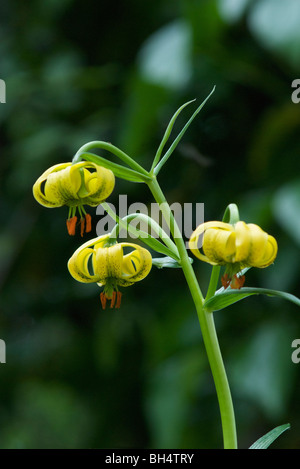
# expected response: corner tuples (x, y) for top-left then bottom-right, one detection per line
(204, 287), (300, 313)
(75, 152), (151, 183)
(150, 99), (196, 172)
(110, 212), (179, 256)
(249, 423), (290, 449)
(132, 232), (180, 259)
(73, 140), (150, 177)
(154, 86), (216, 175)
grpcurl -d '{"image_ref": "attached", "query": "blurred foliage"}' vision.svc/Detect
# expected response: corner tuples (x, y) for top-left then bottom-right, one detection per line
(1, 0), (300, 449)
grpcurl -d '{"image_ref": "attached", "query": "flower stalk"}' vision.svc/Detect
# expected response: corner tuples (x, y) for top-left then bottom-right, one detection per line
(147, 177), (237, 449)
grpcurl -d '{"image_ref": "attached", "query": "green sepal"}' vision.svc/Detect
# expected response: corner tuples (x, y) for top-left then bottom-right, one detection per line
(204, 286), (300, 313)
(249, 423), (290, 449)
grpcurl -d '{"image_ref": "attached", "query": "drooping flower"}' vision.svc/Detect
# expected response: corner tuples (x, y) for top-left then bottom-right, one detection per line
(189, 221), (278, 289)
(68, 235), (152, 308)
(33, 162), (115, 236)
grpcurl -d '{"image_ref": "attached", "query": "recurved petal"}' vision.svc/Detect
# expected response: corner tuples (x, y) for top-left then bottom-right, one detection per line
(46, 165), (82, 205)
(68, 247), (97, 283)
(189, 221), (233, 265)
(203, 228), (235, 264)
(33, 163), (73, 207)
(234, 221), (252, 263)
(80, 164), (115, 206)
(258, 234), (278, 267)
(33, 162), (84, 207)
(67, 234), (111, 283)
(241, 223), (268, 267)
(120, 243), (152, 285)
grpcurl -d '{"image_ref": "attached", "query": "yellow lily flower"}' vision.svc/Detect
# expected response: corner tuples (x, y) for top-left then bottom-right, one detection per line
(33, 162), (115, 236)
(68, 235), (152, 308)
(189, 221), (278, 289)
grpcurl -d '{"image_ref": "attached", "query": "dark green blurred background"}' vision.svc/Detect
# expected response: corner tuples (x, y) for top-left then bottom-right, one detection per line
(1, 0), (300, 449)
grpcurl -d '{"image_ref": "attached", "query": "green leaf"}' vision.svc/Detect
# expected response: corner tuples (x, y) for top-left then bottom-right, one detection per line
(111, 212), (179, 257)
(204, 286), (300, 312)
(134, 233), (179, 259)
(249, 423), (290, 449)
(107, 210), (180, 260)
(153, 86), (215, 175)
(73, 140), (150, 177)
(150, 99), (196, 171)
(76, 152), (151, 183)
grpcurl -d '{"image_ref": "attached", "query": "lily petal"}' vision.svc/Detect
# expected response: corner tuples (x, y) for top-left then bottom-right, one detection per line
(33, 162), (115, 208)
(68, 236), (152, 291)
(33, 163), (76, 207)
(189, 220), (278, 270)
(189, 221), (234, 265)
(120, 243), (152, 285)
(67, 235), (110, 283)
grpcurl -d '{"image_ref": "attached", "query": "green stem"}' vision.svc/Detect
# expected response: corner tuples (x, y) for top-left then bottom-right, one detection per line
(206, 265), (221, 301)
(73, 140), (150, 177)
(147, 177), (237, 449)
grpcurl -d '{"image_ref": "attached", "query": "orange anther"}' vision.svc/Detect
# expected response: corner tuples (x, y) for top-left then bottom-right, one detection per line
(110, 291), (116, 308)
(116, 291), (122, 309)
(80, 217), (85, 237)
(85, 213), (92, 233)
(66, 216), (77, 236)
(100, 292), (107, 309)
(221, 273), (231, 289)
(230, 274), (245, 290)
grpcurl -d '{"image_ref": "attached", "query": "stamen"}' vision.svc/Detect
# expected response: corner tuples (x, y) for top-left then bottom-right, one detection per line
(67, 216), (77, 236)
(221, 273), (231, 289)
(100, 292), (107, 309)
(230, 274), (245, 290)
(110, 291), (116, 308)
(116, 291), (122, 309)
(80, 217), (85, 237)
(85, 213), (92, 233)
